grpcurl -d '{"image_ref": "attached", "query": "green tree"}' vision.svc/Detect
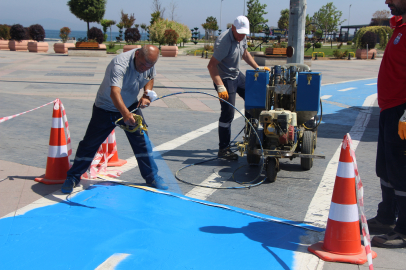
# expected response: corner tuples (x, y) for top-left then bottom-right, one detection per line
(140, 23), (147, 44)
(277, 9), (289, 30)
(201, 16), (218, 41)
(100, 19), (116, 41)
(312, 2), (345, 43)
(116, 22), (124, 42)
(150, 11), (162, 26)
(305, 14), (317, 35)
(246, 0), (268, 35)
(67, 0), (106, 37)
(120, 10), (136, 29)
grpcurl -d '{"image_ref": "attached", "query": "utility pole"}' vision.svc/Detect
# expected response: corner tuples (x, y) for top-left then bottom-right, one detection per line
(287, 0), (306, 64)
(243, 0), (245, 15)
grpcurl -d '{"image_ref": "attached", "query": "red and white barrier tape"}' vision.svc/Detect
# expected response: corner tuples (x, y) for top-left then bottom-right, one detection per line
(0, 99), (57, 124)
(83, 133), (122, 179)
(345, 134), (374, 270)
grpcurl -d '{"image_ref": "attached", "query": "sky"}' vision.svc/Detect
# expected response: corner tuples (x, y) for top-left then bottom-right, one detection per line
(1, 0), (390, 33)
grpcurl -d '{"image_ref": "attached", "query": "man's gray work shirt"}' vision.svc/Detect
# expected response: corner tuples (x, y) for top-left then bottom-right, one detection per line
(95, 49), (156, 112)
(213, 28), (248, 80)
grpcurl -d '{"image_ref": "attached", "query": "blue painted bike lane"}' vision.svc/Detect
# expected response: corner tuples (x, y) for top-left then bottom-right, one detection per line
(320, 78), (377, 126)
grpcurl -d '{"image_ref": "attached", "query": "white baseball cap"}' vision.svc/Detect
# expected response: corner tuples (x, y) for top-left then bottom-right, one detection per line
(233, 16), (250, 35)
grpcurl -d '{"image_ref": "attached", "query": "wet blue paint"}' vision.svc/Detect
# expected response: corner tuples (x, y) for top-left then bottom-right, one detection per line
(0, 183), (317, 270)
(320, 78), (377, 126)
(143, 132), (182, 194)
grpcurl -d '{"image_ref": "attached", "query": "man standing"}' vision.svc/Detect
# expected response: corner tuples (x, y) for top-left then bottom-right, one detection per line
(368, 0), (406, 248)
(207, 15), (269, 160)
(61, 45), (168, 194)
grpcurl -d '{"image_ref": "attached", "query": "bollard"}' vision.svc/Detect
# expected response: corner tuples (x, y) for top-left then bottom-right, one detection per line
(201, 51), (204, 58)
(371, 52), (375, 59)
(348, 53), (351, 60)
(315, 53), (318, 60)
(205, 51), (208, 59)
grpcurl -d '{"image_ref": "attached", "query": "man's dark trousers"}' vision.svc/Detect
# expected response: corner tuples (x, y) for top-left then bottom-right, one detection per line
(215, 72), (250, 150)
(67, 102), (157, 184)
(376, 102), (406, 235)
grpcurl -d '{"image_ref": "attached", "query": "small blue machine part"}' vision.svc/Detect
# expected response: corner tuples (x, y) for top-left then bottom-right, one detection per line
(245, 70), (269, 110)
(296, 72), (322, 112)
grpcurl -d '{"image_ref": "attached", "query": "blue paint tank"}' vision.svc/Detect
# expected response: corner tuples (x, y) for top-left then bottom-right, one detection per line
(296, 72), (322, 112)
(245, 70), (269, 110)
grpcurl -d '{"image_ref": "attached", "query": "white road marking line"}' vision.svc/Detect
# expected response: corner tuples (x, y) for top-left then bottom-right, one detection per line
(118, 111), (244, 173)
(366, 83), (377, 86)
(185, 172), (232, 200)
(95, 253), (131, 270)
(295, 93), (376, 270)
(337, 87), (356, 92)
(320, 95), (332, 100)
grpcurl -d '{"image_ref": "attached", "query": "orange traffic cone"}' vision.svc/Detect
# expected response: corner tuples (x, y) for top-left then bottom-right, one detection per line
(308, 136), (377, 264)
(35, 101), (71, 184)
(99, 130), (127, 167)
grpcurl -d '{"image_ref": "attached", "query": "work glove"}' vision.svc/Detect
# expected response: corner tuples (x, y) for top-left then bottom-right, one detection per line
(257, 66), (271, 71)
(145, 89), (158, 102)
(399, 110), (406, 140)
(216, 85), (229, 101)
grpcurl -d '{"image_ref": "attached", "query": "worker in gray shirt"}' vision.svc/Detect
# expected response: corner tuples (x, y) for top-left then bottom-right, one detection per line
(61, 45), (168, 193)
(207, 15), (270, 160)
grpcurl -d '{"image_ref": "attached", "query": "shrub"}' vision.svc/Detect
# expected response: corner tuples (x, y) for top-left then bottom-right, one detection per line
(88, 27), (104, 44)
(360, 31), (377, 49)
(104, 33), (108, 42)
(353, 26), (393, 49)
(333, 50), (348, 59)
(149, 19), (191, 45)
(124, 27), (141, 44)
(108, 42), (115, 49)
(347, 41), (352, 45)
(29, 24), (45, 42)
(59, 27), (71, 43)
(10, 24), (26, 41)
(305, 42), (312, 49)
(314, 42), (322, 48)
(0, 24), (11, 40)
(204, 44), (213, 51)
(164, 29), (179, 45)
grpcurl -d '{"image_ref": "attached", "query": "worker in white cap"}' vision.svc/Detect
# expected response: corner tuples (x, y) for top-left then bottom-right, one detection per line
(207, 15), (269, 160)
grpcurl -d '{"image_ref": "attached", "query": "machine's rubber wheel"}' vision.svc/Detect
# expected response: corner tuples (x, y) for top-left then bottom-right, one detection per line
(247, 125), (261, 165)
(301, 130), (314, 170)
(313, 130), (318, 150)
(266, 158), (277, 183)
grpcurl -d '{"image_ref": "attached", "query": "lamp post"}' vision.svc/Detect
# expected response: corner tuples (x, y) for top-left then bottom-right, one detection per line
(244, 0), (245, 15)
(220, 0), (224, 34)
(349, 4), (352, 26)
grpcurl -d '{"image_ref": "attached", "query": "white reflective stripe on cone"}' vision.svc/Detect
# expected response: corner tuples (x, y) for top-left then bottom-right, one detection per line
(108, 132), (115, 143)
(328, 202), (359, 222)
(48, 145), (68, 158)
(51, 117), (64, 129)
(336, 162), (355, 178)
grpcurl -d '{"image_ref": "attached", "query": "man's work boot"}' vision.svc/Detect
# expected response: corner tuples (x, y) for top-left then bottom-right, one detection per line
(361, 217), (396, 234)
(217, 147), (238, 160)
(371, 231), (406, 248)
(61, 175), (80, 194)
(147, 176), (168, 190)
